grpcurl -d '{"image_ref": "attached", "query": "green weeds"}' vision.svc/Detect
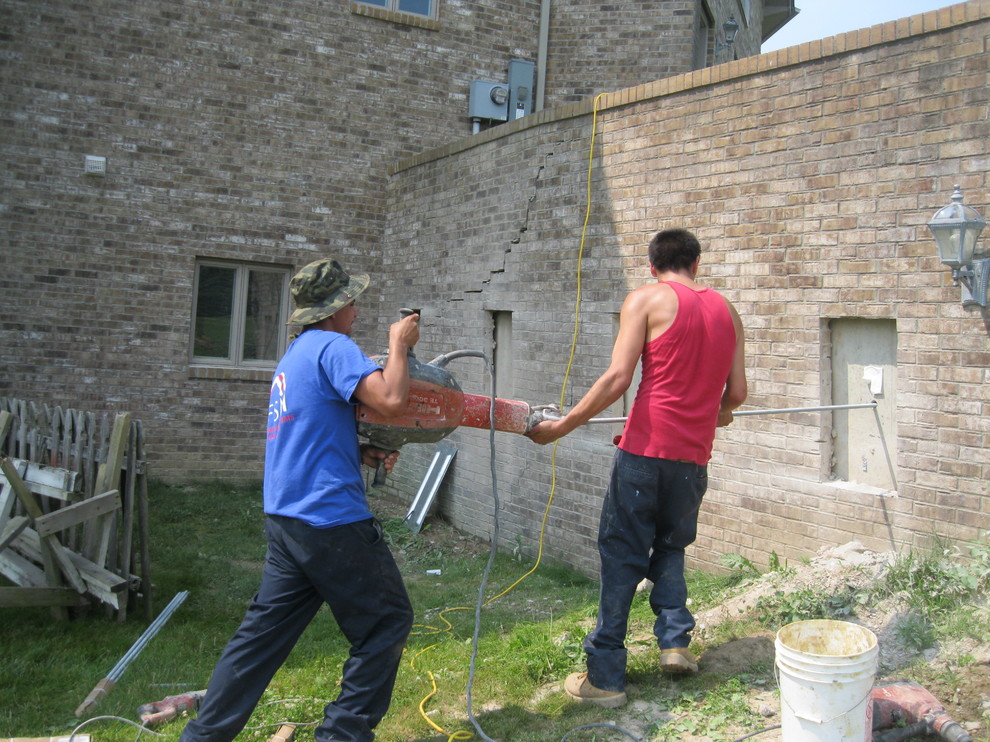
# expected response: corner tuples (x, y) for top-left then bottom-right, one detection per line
(873, 534), (990, 618)
(755, 583), (864, 628)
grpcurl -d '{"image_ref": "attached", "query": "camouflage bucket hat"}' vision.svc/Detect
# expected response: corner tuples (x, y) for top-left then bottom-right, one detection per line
(287, 258), (370, 325)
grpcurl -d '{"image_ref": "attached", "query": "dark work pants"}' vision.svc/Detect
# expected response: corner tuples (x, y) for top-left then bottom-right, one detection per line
(585, 449), (708, 692)
(179, 515), (413, 742)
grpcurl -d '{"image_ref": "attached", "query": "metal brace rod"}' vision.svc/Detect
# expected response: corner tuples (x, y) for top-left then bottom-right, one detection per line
(586, 400), (877, 425)
(75, 590), (189, 717)
(733, 401), (877, 417)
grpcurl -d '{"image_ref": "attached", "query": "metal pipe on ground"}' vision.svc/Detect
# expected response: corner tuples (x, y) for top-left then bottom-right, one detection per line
(75, 591), (189, 717)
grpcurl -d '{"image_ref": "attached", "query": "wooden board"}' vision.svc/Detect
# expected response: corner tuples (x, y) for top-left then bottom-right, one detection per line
(0, 515), (29, 552)
(19, 462), (79, 502)
(6, 530), (126, 608)
(0, 458), (28, 521)
(0, 546), (45, 587)
(35, 490), (120, 538)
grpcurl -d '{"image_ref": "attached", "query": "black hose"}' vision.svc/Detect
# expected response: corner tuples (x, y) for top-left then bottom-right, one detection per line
(428, 349), (487, 368)
(730, 725), (782, 741)
(873, 721), (931, 742)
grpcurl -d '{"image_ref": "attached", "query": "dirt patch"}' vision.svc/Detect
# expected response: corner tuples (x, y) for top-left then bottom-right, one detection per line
(699, 635), (776, 676)
(373, 492), (990, 741)
(635, 541), (990, 740)
(372, 490), (493, 564)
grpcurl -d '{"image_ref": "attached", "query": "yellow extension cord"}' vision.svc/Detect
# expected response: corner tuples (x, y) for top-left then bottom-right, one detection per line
(411, 92), (609, 742)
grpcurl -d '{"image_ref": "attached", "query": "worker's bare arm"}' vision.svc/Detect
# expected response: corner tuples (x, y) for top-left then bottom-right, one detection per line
(527, 288), (657, 445)
(354, 313), (420, 416)
(716, 299), (747, 427)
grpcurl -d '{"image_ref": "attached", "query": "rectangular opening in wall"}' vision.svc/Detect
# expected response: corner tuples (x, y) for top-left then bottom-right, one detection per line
(828, 318), (898, 491)
(492, 311), (513, 399)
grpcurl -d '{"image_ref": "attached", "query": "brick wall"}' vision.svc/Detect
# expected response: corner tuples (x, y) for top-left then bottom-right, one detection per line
(0, 0), (748, 482)
(5, 0), (984, 579)
(543, 0), (764, 106)
(545, 0), (696, 104)
(381, 2), (990, 576)
(547, 0), (763, 106)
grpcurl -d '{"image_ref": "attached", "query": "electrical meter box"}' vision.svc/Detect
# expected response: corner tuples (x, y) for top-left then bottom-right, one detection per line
(507, 59), (535, 120)
(469, 80), (509, 122)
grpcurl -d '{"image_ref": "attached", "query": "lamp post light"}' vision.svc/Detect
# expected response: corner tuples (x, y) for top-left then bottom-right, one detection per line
(927, 185), (989, 309)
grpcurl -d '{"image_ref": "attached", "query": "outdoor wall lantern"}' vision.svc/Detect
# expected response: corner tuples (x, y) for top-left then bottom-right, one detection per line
(716, 16), (739, 56)
(927, 185), (989, 309)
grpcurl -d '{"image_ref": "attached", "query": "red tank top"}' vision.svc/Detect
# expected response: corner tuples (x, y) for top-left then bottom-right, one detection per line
(618, 281), (736, 465)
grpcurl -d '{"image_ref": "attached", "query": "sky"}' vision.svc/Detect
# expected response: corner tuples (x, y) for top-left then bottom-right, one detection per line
(761, 0), (961, 52)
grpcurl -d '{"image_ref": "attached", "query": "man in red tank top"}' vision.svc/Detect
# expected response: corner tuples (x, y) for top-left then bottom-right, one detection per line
(527, 229), (747, 708)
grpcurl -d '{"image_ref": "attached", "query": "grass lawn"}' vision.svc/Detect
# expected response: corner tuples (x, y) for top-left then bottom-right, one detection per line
(2, 479), (987, 742)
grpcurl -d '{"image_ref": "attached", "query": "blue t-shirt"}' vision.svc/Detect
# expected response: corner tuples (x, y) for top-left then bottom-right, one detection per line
(264, 329), (381, 528)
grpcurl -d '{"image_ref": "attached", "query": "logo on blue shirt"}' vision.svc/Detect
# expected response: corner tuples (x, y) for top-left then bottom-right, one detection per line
(268, 373), (290, 440)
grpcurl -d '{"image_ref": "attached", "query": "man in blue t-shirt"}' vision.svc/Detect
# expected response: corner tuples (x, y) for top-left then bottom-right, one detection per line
(181, 258), (421, 742)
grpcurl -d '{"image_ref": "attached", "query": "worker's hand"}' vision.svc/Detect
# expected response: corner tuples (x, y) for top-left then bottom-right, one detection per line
(361, 444), (399, 472)
(716, 409), (734, 427)
(389, 312), (420, 353)
(525, 419), (565, 446)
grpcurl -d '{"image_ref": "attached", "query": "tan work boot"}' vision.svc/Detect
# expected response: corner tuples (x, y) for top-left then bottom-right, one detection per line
(660, 647), (698, 674)
(563, 672), (627, 708)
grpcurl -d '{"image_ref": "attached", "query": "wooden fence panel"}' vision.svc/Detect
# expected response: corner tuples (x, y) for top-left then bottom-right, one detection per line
(0, 398), (152, 621)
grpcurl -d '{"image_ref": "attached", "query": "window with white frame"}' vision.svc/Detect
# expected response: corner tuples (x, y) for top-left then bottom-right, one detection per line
(354, 0), (436, 19)
(191, 260), (290, 368)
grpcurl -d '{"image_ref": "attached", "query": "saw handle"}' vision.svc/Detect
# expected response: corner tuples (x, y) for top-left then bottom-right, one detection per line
(365, 445), (399, 488)
(526, 404), (562, 432)
(373, 455), (392, 487)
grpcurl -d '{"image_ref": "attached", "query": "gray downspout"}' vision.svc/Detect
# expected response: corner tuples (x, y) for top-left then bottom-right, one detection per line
(536, 0), (551, 111)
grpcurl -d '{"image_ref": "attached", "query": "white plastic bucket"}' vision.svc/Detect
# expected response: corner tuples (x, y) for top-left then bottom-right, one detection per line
(775, 619), (879, 742)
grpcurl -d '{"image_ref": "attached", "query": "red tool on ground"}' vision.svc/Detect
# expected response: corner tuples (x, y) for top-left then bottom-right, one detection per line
(137, 689), (207, 727)
(872, 680), (973, 742)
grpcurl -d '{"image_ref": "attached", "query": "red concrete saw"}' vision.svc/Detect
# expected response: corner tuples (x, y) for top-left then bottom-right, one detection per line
(356, 342), (556, 485)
